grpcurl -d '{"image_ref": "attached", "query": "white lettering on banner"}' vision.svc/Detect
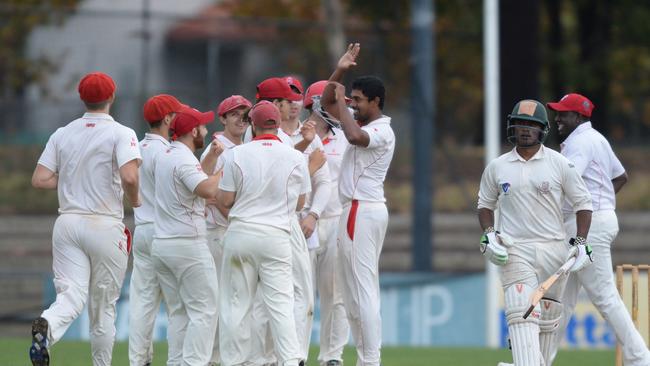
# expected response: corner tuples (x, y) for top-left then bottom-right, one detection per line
(421, 285), (453, 343)
(399, 284), (454, 345)
(382, 287), (398, 345)
(409, 286), (421, 344)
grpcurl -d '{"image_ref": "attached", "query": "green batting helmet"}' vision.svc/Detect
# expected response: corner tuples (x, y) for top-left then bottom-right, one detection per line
(506, 99), (550, 144)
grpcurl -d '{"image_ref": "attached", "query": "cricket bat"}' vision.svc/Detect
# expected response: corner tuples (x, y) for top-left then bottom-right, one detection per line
(522, 256), (576, 319)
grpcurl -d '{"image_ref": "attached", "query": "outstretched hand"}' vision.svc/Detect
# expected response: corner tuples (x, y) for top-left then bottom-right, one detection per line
(337, 43), (360, 71)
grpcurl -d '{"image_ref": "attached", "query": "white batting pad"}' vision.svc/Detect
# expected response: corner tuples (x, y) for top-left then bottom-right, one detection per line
(505, 283), (542, 366)
(538, 298), (563, 366)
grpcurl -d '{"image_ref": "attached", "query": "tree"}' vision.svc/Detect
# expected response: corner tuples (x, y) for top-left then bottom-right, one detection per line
(0, 0), (80, 134)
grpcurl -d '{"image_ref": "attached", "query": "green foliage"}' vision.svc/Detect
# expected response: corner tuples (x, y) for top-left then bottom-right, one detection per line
(0, 0), (80, 97)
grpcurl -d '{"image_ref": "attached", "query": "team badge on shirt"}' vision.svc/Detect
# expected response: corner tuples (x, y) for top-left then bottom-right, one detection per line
(501, 182), (511, 194)
(537, 181), (551, 195)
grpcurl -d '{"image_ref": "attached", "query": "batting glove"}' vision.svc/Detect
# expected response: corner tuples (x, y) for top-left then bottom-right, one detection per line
(567, 236), (593, 272)
(480, 227), (509, 266)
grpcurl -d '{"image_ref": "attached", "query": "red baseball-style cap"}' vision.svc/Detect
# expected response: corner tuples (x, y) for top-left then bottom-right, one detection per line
(217, 95), (252, 116)
(303, 80), (351, 109)
(256, 77), (302, 102)
(303, 80), (328, 109)
(78, 72), (116, 103)
(250, 100), (281, 128)
(547, 93), (595, 118)
(170, 106), (215, 137)
(284, 75), (304, 95)
(143, 94), (183, 123)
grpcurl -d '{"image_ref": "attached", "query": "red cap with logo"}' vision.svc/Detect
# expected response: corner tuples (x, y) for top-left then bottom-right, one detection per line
(170, 106), (215, 138)
(78, 72), (116, 103)
(143, 94), (183, 123)
(256, 77), (302, 102)
(303, 80), (328, 109)
(303, 80), (351, 109)
(217, 95), (252, 116)
(284, 75), (304, 95)
(547, 93), (595, 118)
(250, 101), (281, 128)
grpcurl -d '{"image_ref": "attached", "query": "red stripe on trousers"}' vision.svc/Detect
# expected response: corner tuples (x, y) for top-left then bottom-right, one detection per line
(124, 227), (132, 254)
(346, 199), (359, 240)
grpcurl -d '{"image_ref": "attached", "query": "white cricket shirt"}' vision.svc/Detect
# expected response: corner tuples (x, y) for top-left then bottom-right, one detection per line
(134, 133), (169, 226)
(320, 128), (349, 218)
(219, 135), (311, 232)
(560, 122), (625, 214)
(200, 133), (237, 229)
(153, 141), (209, 239)
(37, 112), (141, 219)
(243, 125), (294, 146)
(339, 116), (395, 203)
(477, 145), (593, 243)
(288, 123), (331, 217)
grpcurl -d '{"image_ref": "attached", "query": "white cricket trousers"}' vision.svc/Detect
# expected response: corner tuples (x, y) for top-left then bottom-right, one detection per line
(250, 215), (314, 364)
(550, 210), (650, 366)
(500, 240), (570, 366)
(312, 215), (350, 364)
(129, 223), (162, 366)
(42, 213), (129, 366)
(338, 200), (388, 366)
(152, 236), (219, 366)
(219, 221), (301, 366)
(206, 225), (227, 365)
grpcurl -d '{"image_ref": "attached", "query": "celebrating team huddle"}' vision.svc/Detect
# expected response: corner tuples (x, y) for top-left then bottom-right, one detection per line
(28, 44), (395, 366)
(27, 35), (643, 366)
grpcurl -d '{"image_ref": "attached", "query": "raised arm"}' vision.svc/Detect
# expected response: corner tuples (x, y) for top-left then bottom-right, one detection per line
(201, 139), (225, 174)
(328, 43), (360, 83)
(195, 174), (221, 200)
(322, 82), (369, 146)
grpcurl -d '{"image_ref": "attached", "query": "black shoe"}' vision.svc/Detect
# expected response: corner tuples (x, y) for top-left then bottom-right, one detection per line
(29, 317), (50, 366)
(299, 361), (305, 366)
(326, 361), (342, 366)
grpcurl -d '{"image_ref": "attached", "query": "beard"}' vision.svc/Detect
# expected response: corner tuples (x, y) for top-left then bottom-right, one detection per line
(193, 133), (205, 149)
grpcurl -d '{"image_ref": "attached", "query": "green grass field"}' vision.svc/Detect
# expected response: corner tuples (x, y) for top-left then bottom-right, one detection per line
(0, 339), (616, 366)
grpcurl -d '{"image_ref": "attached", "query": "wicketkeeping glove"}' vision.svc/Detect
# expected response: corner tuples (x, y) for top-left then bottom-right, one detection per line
(567, 236), (593, 272)
(480, 228), (509, 266)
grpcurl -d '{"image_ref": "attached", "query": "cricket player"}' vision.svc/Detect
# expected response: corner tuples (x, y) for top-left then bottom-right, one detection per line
(218, 100), (309, 366)
(304, 80), (351, 366)
(321, 44), (395, 366)
(477, 99), (593, 366)
(30, 72), (141, 366)
(243, 77), (302, 146)
(285, 75), (306, 125)
(546, 94), (650, 365)
(129, 94), (184, 366)
(249, 77), (329, 364)
(199, 94), (252, 365)
(282, 77), (333, 359)
(151, 105), (222, 365)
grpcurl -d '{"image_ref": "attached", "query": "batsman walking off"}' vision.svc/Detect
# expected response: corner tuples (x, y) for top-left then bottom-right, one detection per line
(322, 43), (395, 366)
(546, 93), (650, 366)
(30, 72), (142, 366)
(477, 99), (593, 366)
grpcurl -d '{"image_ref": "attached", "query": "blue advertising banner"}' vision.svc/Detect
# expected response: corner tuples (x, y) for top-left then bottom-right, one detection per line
(44, 272), (618, 348)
